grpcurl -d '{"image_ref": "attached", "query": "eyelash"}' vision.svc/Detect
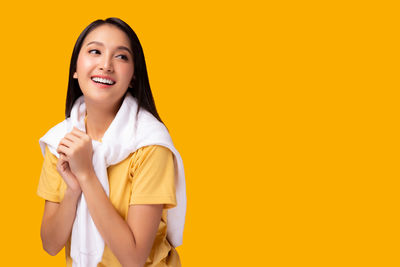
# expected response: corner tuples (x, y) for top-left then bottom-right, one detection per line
(88, 49), (129, 61)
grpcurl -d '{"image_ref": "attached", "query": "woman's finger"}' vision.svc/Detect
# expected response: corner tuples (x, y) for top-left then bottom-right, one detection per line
(72, 128), (92, 143)
(64, 132), (81, 143)
(57, 144), (71, 156)
(60, 162), (67, 171)
(59, 138), (74, 148)
(59, 153), (68, 161)
(71, 127), (86, 137)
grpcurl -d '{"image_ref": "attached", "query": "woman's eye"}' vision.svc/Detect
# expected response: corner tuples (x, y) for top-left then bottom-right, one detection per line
(88, 49), (100, 54)
(116, 54), (128, 60)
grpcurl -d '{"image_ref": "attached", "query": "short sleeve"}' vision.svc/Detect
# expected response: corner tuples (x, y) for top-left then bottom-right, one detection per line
(37, 145), (63, 202)
(129, 145), (177, 209)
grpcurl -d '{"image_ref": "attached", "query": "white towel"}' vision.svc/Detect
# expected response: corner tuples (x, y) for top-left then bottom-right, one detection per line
(39, 92), (186, 267)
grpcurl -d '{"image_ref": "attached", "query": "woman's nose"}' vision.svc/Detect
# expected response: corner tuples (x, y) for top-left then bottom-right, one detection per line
(99, 56), (113, 72)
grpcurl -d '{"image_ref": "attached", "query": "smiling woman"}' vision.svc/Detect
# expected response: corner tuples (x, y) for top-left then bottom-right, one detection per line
(37, 18), (186, 267)
(73, 24), (134, 111)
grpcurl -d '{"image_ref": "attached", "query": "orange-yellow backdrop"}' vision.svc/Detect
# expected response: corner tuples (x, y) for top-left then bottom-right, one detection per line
(0, 1), (398, 266)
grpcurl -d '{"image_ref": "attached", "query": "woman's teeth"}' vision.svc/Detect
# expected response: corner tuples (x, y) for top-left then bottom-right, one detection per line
(91, 77), (115, 85)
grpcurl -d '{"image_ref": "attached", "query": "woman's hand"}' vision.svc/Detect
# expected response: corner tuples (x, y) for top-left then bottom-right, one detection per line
(56, 153), (82, 196)
(56, 127), (95, 181)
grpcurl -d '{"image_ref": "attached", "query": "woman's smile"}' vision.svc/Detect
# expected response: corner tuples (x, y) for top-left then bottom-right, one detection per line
(91, 75), (116, 88)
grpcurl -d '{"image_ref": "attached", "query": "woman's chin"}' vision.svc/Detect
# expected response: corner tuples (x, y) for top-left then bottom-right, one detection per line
(83, 91), (125, 109)
(83, 92), (112, 104)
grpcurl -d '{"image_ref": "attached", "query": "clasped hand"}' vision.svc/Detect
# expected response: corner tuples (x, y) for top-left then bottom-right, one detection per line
(56, 127), (94, 194)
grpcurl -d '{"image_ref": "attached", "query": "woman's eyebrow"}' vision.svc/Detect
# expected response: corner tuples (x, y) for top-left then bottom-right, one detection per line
(86, 41), (133, 56)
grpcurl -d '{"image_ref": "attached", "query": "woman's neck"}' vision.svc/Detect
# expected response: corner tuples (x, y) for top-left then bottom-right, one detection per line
(84, 99), (121, 141)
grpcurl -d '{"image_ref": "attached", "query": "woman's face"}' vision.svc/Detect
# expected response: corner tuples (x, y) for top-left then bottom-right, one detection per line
(74, 24), (134, 108)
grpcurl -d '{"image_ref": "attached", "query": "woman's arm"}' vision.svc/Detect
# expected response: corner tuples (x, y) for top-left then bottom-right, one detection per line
(40, 189), (80, 256)
(40, 150), (82, 256)
(79, 172), (163, 267)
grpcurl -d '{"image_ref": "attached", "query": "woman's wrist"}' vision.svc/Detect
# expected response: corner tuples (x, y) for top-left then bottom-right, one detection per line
(64, 187), (82, 202)
(77, 168), (96, 184)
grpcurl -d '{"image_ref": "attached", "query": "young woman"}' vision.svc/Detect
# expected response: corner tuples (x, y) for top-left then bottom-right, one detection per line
(37, 18), (186, 267)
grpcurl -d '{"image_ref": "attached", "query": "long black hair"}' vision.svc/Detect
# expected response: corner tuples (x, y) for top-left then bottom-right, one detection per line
(65, 17), (163, 124)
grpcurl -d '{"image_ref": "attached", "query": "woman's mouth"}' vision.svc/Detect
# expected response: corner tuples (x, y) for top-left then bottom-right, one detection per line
(91, 77), (116, 88)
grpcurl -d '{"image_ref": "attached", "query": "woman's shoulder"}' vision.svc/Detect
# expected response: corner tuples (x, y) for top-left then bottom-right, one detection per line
(129, 145), (173, 165)
(128, 145), (174, 176)
(131, 145), (173, 158)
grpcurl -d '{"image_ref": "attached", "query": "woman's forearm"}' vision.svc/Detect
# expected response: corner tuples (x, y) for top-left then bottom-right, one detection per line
(40, 189), (80, 256)
(79, 172), (139, 266)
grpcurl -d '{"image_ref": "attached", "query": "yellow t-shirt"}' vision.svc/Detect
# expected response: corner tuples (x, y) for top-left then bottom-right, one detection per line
(37, 144), (181, 267)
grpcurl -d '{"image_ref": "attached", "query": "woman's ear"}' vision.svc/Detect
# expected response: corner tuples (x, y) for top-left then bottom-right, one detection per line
(128, 76), (135, 88)
(73, 72), (78, 79)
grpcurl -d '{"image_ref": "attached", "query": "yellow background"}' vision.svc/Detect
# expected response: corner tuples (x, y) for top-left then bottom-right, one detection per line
(0, 0), (398, 266)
